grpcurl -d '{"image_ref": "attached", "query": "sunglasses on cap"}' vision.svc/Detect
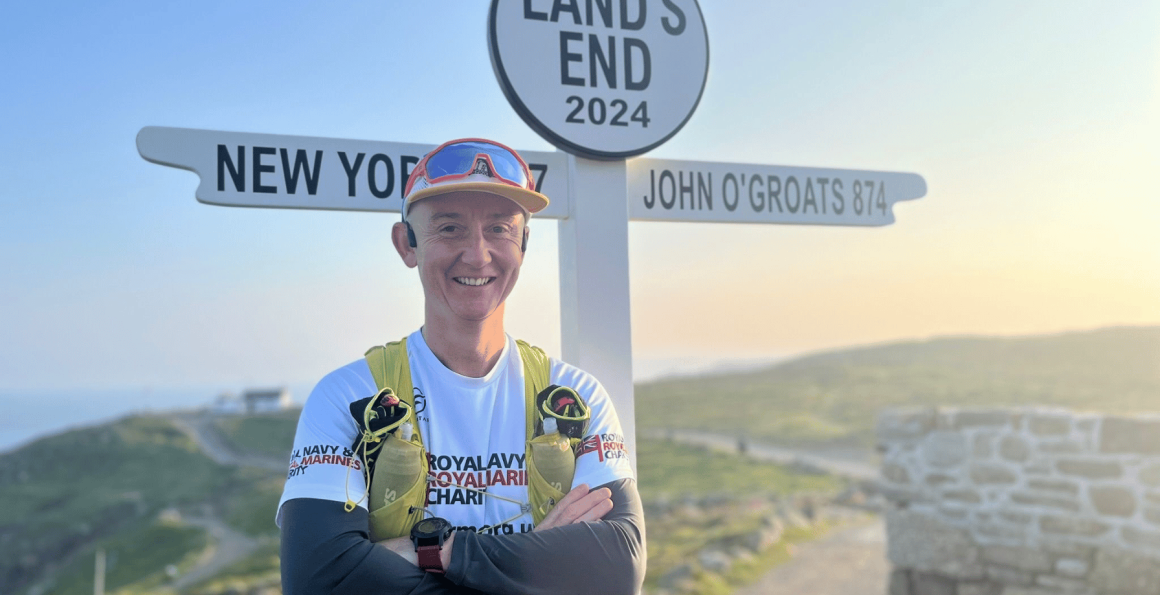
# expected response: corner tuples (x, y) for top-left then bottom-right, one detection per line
(404, 138), (534, 198)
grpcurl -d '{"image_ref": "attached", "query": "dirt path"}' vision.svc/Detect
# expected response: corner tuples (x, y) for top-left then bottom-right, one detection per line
(165, 413), (282, 590)
(170, 516), (260, 591)
(737, 519), (888, 595)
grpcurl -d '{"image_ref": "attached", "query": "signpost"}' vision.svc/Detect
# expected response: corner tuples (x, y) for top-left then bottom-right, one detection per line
(489, 0), (709, 160)
(137, 0), (927, 471)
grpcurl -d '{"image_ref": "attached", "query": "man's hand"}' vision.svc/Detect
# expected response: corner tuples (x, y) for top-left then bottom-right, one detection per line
(532, 483), (614, 532)
(379, 536), (419, 566)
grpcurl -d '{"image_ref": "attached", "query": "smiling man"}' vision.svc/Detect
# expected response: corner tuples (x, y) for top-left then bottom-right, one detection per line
(277, 139), (645, 595)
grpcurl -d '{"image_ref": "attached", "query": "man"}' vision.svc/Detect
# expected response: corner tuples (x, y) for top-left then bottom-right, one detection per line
(277, 139), (645, 594)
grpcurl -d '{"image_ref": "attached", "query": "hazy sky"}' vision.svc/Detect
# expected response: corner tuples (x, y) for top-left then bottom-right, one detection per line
(1, 1), (1157, 392)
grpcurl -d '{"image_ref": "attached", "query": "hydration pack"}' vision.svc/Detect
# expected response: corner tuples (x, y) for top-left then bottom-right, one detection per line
(347, 338), (590, 541)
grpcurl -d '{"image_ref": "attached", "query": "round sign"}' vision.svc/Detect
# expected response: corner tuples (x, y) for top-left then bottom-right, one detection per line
(489, 0), (709, 161)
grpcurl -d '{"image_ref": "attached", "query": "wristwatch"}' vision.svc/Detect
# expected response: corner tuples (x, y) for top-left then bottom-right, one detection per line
(410, 517), (453, 573)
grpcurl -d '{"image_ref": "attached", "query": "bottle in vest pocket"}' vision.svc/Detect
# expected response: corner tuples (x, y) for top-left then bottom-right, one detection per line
(529, 417), (575, 493)
(368, 422), (428, 541)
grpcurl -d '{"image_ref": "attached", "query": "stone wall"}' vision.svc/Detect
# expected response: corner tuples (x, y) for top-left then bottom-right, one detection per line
(877, 407), (1160, 595)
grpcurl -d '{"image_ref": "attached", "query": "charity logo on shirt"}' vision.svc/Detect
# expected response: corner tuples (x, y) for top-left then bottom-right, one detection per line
(286, 444), (362, 479)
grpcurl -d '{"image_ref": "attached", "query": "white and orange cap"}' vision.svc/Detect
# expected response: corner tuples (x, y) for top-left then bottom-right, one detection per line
(402, 138), (549, 218)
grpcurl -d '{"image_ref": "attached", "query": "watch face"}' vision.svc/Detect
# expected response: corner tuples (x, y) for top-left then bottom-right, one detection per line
(415, 518), (442, 534)
(413, 517), (451, 540)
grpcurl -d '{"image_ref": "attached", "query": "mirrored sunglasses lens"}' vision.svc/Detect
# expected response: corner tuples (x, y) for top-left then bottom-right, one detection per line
(424, 145), (478, 179)
(425, 142), (529, 187)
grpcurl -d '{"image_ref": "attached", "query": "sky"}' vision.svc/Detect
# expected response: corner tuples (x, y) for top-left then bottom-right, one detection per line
(1, 1), (1158, 397)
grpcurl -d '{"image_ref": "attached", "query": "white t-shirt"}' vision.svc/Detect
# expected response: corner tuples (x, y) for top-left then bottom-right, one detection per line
(276, 331), (634, 535)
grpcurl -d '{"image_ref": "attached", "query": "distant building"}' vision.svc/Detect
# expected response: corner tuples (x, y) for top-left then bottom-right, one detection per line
(243, 387), (292, 413)
(212, 392), (244, 414)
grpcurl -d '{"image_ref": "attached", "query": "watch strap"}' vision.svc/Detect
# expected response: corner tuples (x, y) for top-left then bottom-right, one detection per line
(417, 544), (444, 573)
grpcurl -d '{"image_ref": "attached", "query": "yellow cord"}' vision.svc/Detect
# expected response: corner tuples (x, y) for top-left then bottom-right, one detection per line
(344, 391), (413, 513)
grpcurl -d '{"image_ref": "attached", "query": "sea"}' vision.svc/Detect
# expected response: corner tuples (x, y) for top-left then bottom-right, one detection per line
(0, 384), (313, 454)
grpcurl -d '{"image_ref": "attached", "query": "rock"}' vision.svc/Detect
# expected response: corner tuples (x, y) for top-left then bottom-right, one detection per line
(1023, 458), (1052, 475)
(999, 588), (1066, 595)
(957, 581), (1001, 595)
(980, 545), (1052, 572)
(998, 435), (1030, 462)
(1033, 575), (1090, 594)
(884, 462), (911, 484)
(985, 565), (1034, 586)
(1122, 525), (1160, 550)
(912, 571), (957, 595)
(778, 507), (811, 529)
(886, 508), (983, 578)
(1028, 414), (1071, 436)
(974, 433), (996, 458)
(1039, 515), (1109, 537)
(1055, 459), (1122, 479)
(1099, 416), (1160, 454)
(942, 488), (983, 504)
(1089, 546), (1160, 594)
(658, 563), (695, 592)
(727, 545), (753, 561)
(1043, 541), (1096, 559)
(939, 504), (970, 520)
(878, 408), (937, 442)
(889, 568), (912, 595)
(698, 549), (732, 574)
(925, 473), (958, 487)
(1139, 464), (1160, 486)
(974, 522), (1027, 541)
(1026, 478), (1078, 495)
(970, 463), (1018, 485)
(1054, 557), (1090, 578)
(1037, 440), (1083, 454)
(742, 523), (782, 552)
(1088, 485), (1135, 517)
(955, 410), (1013, 429)
(997, 509), (1032, 525)
(1009, 491), (1080, 512)
(922, 431), (968, 467)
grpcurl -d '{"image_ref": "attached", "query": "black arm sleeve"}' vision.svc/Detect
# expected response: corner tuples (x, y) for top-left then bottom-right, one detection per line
(445, 477), (646, 595)
(279, 498), (486, 595)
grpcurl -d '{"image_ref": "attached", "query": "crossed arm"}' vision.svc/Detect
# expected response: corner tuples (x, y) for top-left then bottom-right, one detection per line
(279, 478), (645, 595)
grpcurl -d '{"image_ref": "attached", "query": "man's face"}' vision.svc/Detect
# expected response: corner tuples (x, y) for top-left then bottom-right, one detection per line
(399, 192), (528, 325)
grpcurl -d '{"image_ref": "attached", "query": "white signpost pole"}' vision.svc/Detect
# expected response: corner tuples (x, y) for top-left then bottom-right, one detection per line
(557, 157), (636, 469)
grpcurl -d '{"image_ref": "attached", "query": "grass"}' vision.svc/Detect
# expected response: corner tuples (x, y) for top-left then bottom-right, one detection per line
(636, 326), (1160, 448)
(212, 409), (301, 459)
(0, 416), (241, 595)
(223, 474), (285, 537)
(636, 438), (843, 500)
(41, 519), (207, 595)
(185, 542), (281, 595)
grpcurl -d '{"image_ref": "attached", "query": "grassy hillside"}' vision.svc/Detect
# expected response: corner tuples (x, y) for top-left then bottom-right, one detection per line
(4, 409), (845, 594)
(0, 416), (283, 595)
(636, 326), (1160, 448)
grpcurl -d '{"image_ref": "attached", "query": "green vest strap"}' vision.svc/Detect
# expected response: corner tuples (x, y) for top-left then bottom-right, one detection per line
(364, 339), (422, 444)
(516, 339), (551, 437)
